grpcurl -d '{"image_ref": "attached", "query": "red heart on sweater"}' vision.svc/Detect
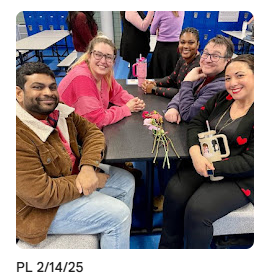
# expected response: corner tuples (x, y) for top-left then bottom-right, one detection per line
(237, 136), (247, 145)
(241, 188), (251, 196)
(226, 94), (233, 100)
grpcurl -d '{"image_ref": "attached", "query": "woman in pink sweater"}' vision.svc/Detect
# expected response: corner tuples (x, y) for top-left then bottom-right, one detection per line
(58, 35), (145, 130)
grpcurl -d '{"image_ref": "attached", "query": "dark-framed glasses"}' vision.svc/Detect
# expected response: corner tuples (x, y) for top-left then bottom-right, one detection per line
(92, 50), (115, 63)
(201, 51), (228, 62)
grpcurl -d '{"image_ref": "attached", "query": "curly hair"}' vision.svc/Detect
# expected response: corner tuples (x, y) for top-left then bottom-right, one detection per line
(180, 27), (200, 43)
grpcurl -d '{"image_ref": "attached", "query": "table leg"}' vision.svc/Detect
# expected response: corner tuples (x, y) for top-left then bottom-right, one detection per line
(18, 51), (24, 65)
(35, 50), (43, 62)
(145, 161), (154, 232)
(64, 36), (69, 56)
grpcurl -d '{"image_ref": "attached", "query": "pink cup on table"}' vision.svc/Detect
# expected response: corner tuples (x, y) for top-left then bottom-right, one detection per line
(132, 57), (147, 87)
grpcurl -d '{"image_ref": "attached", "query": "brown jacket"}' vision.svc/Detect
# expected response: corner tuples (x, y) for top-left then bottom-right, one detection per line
(16, 102), (105, 244)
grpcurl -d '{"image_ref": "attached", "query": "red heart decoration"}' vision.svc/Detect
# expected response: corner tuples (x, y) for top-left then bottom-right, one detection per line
(237, 136), (247, 145)
(241, 188), (251, 196)
(200, 106), (205, 110)
(226, 94), (233, 100)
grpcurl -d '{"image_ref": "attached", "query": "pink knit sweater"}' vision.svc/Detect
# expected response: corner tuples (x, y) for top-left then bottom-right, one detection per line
(58, 62), (133, 130)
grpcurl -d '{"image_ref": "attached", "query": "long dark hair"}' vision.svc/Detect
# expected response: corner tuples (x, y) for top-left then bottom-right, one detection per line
(66, 12), (97, 33)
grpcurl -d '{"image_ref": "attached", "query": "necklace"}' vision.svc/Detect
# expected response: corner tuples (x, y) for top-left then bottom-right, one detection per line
(215, 104), (236, 134)
(215, 102), (251, 134)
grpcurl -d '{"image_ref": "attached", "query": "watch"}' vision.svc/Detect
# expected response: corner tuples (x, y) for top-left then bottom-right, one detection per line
(152, 86), (157, 94)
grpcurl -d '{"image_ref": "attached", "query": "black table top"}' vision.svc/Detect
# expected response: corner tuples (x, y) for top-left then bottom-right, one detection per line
(102, 80), (189, 163)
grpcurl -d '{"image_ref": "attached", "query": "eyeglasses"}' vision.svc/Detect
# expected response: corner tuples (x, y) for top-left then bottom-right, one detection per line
(201, 51), (228, 62)
(91, 50), (115, 63)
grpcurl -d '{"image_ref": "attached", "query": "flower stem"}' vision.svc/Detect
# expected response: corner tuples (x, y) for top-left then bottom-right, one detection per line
(166, 135), (180, 158)
(152, 134), (157, 153)
(153, 137), (160, 164)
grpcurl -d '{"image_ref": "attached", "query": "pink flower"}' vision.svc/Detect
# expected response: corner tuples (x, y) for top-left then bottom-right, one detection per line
(143, 118), (153, 126)
(151, 113), (163, 123)
(142, 111), (150, 119)
(141, 109), (180, 168)
(148, 125), (160, 131)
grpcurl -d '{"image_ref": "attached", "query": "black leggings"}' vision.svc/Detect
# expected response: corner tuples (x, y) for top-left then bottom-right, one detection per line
(159, 159), (249, 249)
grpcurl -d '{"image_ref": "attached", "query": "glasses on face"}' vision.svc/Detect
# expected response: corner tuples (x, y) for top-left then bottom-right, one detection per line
(201, 51), (228, 62)
(92, 50), (115, 63)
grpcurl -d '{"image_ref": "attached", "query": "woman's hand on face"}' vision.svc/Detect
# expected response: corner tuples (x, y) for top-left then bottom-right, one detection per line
(126, 97), (146, 112)
(164, 108), (181, 124)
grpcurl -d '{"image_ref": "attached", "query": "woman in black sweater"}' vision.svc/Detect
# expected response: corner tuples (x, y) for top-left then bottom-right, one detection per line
(159, 54), (254, 249)
(142, 28), (200, 99)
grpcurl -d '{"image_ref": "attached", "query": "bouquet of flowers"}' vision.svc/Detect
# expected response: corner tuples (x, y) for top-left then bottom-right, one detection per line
(142, 110), (180, 169)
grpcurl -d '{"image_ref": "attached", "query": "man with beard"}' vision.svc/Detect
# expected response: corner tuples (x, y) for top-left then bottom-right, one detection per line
(16, 62), (135, 249)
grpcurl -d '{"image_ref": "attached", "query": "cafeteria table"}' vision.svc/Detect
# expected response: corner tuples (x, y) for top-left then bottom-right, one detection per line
(102, 80), (190, 232)
(16, 30), (70, 64)
(222, 30), (254, 54)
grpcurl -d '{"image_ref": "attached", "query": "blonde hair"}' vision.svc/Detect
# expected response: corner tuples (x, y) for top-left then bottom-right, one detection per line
(69, 33), (117, 90)
(172, 11), (179, 17)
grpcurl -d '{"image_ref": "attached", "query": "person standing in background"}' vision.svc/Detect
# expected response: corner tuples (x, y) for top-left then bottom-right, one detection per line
(66, 11), (98, 58)
(147, 11), (184, 78)
(120, 11), (154, 78)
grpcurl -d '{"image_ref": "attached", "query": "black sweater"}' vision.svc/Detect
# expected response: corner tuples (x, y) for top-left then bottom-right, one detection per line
(187, 90), (254, 204)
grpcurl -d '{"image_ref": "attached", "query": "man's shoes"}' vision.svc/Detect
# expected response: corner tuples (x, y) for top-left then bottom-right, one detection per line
(153, 195), (164, 212)
(123, 165), (143, 181)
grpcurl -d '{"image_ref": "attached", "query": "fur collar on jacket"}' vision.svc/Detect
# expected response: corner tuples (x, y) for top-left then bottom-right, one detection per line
(16, 101), (74, 143)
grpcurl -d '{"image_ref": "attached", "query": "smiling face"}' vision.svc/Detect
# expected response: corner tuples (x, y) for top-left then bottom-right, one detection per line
(87, 42), (115, 80)
(178, 32), (199, 63)
(200, 42), (230, 77)
(16, 73), (59, 120)
(225, 61), (254, 102)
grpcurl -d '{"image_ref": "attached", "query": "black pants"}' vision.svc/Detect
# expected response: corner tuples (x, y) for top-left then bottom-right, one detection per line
(159, 159), (249, 249)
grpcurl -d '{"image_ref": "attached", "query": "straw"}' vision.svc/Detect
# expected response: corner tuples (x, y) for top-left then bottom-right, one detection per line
(206, 120), (210, 133)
